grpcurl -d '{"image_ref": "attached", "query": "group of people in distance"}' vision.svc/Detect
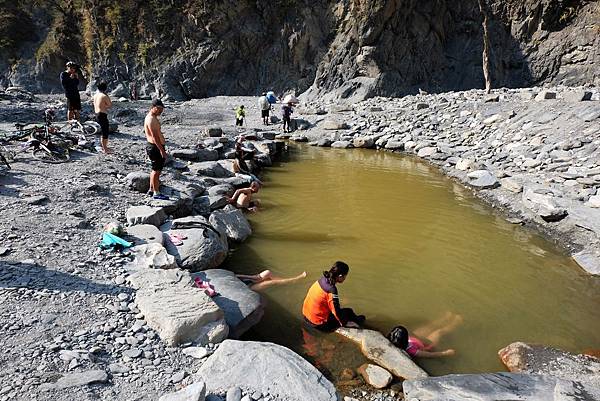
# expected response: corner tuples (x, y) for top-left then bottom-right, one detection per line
(236, 92), (294, 133)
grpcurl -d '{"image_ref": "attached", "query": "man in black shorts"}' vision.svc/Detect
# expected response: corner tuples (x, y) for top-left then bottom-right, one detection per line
(60, 61), (81, 121)
(93, 82), (113, 153)
(144, 99), (169, 200)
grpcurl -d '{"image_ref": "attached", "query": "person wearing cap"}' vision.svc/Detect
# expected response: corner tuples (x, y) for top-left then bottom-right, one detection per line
(60, 62), (81, 121)
(258, 93), (271, 125)
(144, 99), (169, 200)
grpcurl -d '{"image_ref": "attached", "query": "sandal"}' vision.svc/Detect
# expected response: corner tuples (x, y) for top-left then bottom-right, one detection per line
(194, 277), (217, 297)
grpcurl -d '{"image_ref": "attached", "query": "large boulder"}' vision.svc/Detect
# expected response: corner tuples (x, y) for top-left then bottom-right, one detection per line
(335, 328), (428, 380)
(191, 269), (264, 338)
(208, 206), (252, 242)
(128, 268), (228, 346)
(196, 340), (339, 401)
(498, 342), (600, 386)
(403, 373), (600, 401)
(126, 206), (167, 227)
(189, 161), (235, 178)
(162, 216), (228, 271)
(171, 148), (220, 162)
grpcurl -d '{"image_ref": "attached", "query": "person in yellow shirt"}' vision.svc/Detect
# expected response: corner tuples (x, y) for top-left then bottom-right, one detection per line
(235, 105), (245, 126)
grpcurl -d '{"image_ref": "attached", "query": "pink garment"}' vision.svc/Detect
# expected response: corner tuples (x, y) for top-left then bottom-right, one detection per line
(406, 336), (425, 357)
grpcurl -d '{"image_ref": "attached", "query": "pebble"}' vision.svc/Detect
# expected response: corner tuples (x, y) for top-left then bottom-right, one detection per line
(170, 371), (186, 384)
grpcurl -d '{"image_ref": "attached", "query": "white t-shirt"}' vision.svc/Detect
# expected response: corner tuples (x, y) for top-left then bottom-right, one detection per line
(258, 96), (270, 110)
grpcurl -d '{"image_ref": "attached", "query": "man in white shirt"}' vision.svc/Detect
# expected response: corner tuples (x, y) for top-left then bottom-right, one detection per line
(258, 93), (271, 125)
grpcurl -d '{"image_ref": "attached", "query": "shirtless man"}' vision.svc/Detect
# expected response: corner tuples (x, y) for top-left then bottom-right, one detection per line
(144, 99), (169, 200)
(93, 82), (113, 154)
(228, 181), (260, 211)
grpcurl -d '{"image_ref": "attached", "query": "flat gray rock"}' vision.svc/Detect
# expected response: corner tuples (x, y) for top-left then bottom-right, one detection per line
(126, 224), (164, 246)
(208, 206), (252, 242)
(467, 170), (499, 189)
(417, 146), (437, 158)
(196, 340), (338, 401)
(125, 171), (150, 193)
(132, 243), (177, 269)
(126, 206), (167, 227)
(128, 268), (228, 346)
(522, 187), (568, 222)
(331, 140), (352, 148)
(162, 216), (229, 271)
(190, 161), (235, 178)
(191, 269), (264, 338)
(572, 250), (600, 275)
(357, 363), (392, 389)
(403, 373), (600, 401)
(207, 184), (235, 197)
(336, 328), (428, 380)
(159, 382), (206, 401)
(498, 342), (600, 386)
(40, 369), (108, 390)
(171, 148), (201, 161)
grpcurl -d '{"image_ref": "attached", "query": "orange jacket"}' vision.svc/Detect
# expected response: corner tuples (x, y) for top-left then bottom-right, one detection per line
(302, 277), (343, 326)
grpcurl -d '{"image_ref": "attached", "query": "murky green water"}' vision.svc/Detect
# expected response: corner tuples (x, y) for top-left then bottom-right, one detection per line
(224, 145), (600, 379)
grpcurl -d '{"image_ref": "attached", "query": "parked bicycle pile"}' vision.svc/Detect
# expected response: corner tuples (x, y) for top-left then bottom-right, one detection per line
(0, 109), (100, 169)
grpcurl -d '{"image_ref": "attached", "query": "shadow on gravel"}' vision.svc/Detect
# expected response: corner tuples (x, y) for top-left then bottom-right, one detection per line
(0, 262), (128, 295)
(0, 171), (28, 198)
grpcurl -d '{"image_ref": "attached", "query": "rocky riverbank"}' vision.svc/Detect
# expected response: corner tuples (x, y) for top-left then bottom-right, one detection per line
(295, 85), (600, 275)
(1, 89), (599, 401)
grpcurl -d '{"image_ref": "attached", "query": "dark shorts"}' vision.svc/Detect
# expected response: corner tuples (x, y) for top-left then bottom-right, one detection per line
(146, 143), (165, 171)
(261, 109), (269, 118)
(66, 95), (81, 111)
(303, 308), (362, 332)
(236, 118), (244, 126)
(96, 112), (109, 139)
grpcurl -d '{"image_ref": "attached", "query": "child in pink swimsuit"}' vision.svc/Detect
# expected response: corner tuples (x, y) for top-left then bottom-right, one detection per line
(388, 325), (455, 358)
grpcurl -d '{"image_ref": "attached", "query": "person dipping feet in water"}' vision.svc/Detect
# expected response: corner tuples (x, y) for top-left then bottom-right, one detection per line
(302, 261), (365, 331)
(144, 99), (169, 200)
(387, 313), (463, 358)
(236, 270), (307, 291)
(227, 181), (261, 212)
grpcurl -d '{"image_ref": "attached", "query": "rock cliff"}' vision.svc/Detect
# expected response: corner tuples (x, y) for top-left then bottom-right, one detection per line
(0, 0), (598, 100)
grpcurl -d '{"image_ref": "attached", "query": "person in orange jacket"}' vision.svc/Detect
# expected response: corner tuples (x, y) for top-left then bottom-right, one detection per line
(302, 261), (365, 331)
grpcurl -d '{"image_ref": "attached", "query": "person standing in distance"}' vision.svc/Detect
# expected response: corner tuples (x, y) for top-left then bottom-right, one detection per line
(258, 92), (271, 125)
(93, 82), (113, 154)
(60, 61), (82, 121)
(144, 99), (169, 200)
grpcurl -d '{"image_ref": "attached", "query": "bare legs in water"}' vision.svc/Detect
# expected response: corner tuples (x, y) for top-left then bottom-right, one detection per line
(236, 269), (307, 291)
(412, 312), (463, 356)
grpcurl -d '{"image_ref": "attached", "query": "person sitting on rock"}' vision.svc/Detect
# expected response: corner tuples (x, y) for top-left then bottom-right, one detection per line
(227, 181), (261, 212)
(387, 313), (463, 358)
(302, 261), (364, 331)
(235, 105), (245, 127)
(236, 269), (307, 291)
